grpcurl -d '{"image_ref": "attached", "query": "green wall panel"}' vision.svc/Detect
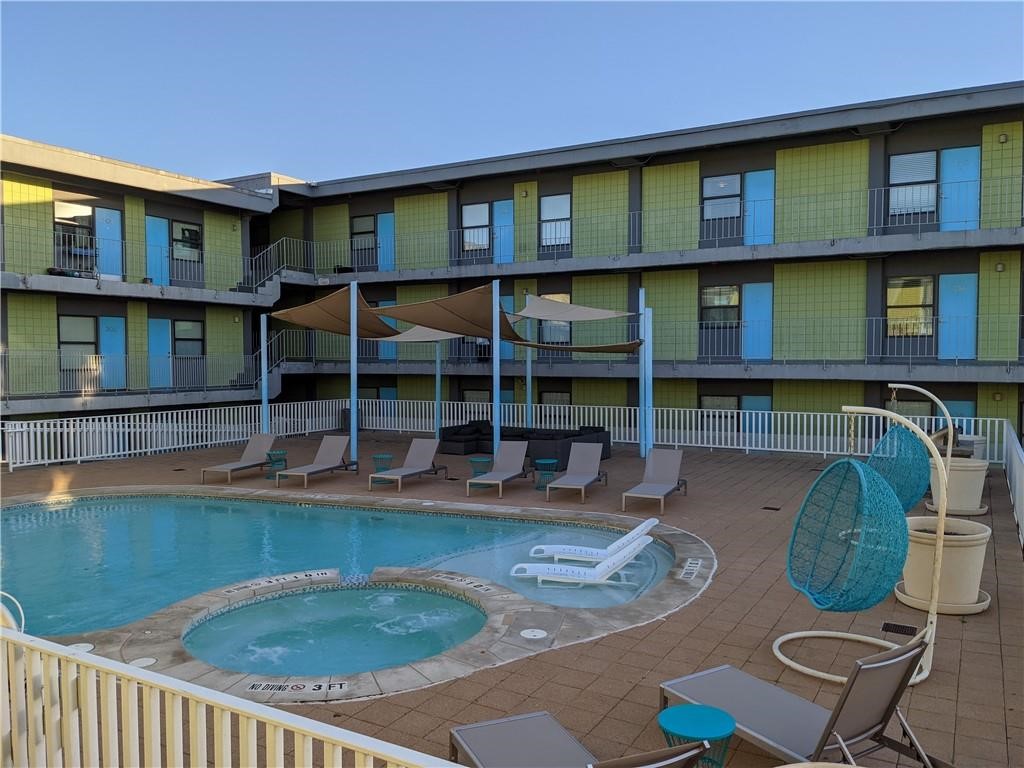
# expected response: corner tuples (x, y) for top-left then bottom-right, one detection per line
(203, 210), (242, 290)
(774, 260), (866, 359)
(205, 305), (244, 386)
(124, 196), (146, 282)
(127, 301), (148, 389)
(397, 374), (448, 401)
(981, 121), (1023, 229)
(775, 140), (868, 243)
(317, 375), (350, 400)
(2, 173), (53, 275)
(572, 378), (627, 406)
(572, 170), (629, 258)
(313, 203), (351, 271)
(395, 193), (447, 269)
(269, 209), (303, 241)
(642, 269), (698, 361)
(641, 161), (700, 252)
(514, 278), (538, 361)
(571, 273), (629, 361)
(772, 380), (864, 414)
(654, 379), (698, 409)
(514, 182), (538, 263)
(396, 283), (448, 360)
(977, 382), (1019, 445)
(6, 293), (57, 394)
(978, 250), (1021, 361)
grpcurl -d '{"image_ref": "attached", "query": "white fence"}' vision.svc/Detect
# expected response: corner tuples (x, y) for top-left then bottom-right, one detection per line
(2, 398), (1010, 470)
(1, 629), (453, 768)
(1006, 420), (1024, 550)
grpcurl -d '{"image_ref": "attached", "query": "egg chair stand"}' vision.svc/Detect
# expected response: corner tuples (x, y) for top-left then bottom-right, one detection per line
(772, 388), (953, 686)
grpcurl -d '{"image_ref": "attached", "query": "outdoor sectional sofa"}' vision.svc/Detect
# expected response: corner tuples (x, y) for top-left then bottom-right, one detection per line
(439, 420), (610, 471)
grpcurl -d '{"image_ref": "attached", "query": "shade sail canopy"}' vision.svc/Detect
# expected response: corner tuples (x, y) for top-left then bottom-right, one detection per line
(271, 286), (397, 339)
(384, 325), (462, 343)
(515, 294), (632, 321)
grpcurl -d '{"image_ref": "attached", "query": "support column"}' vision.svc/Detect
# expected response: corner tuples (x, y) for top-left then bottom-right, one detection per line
(637, 288), (647, 457)
(434, 341), (442, 439)
(492, 279), (502, 454)
(349, 282), (359, 464)
(525, 292), (533, 429)
(644, 305), (654, 455)
(260, 313), (269, 433)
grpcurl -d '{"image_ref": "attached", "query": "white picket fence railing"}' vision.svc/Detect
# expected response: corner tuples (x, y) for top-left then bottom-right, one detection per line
(1, 629), (454, 768)
(1, 398), (1010, 470)
(1005, 420), (1024, 550)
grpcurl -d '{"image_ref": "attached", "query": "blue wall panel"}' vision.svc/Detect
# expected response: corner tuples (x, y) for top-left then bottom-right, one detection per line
(743, 170), (775, 245)
(939, 146), (980, 231)
(493, 199), (514, 264)
(99, 316), (126, 390)
(148, 318), (172, 388)
(742, 282), (773, 360)
(95, 208), (123, 279)
(377, 213), (395, 272)
(145, 215), (170, 286)
(938, 273), (978, 360)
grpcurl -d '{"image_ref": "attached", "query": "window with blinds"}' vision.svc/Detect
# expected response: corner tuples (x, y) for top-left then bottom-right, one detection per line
(889, 152), (937, 215)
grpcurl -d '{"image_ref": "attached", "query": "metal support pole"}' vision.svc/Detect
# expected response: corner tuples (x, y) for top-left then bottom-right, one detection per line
(525, 292), (533, 429)
(434, 341), (442, 440)
(260, 313), (269, 433)
(637, 288), (647, 458)
(491, 279), (502, 455)
(349, 282), (359, 464)
(644, 306), (654, 455)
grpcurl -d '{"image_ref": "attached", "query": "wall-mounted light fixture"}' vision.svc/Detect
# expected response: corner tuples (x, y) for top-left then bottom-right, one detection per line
(998, 133), (1009, 144)
(995, 262), (1005, 273)
(521, 189), (529, 198)
(993, 392), (1003, 402)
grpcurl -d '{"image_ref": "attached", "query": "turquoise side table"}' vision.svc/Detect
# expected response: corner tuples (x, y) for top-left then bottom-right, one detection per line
(468, 456), (493, 477)
(265, 450), (288, 479)
(371, 453), (393, 484)
(533, 458), (558, 490)
(657, 704), (735, 768)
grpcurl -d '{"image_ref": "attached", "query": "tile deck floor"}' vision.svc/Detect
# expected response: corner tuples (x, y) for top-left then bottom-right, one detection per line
(2, 433), (1021, 767)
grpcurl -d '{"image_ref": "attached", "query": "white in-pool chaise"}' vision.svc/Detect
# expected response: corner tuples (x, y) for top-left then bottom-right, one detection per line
(528, 517), (659, 562)
(510, 535), (652, 587)
(275, 435), (358, 487)
(201, 433), (275, 484)
(367, 438), (448, 492)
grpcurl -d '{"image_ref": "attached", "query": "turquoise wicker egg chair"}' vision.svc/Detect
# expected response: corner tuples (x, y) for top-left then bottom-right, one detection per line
(866, 424), (931, 513)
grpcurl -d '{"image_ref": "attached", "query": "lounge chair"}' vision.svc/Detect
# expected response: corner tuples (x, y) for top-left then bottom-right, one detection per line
(275, 435), (357, 487)
(200, 433), (275, 484)
(622, 449), (687, 514)
(466, 441), (530, 498)
(449, 709), (708, 768)
(367, 438), (448, 492)
(545, 442), (607, 503)
(530, 518), (659, 562)
(659, 637), (950, 767)
(510, 535), (652, 587)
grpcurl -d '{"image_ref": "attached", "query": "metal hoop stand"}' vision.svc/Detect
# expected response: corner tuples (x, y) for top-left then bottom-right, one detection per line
(772, 383), (952, 686)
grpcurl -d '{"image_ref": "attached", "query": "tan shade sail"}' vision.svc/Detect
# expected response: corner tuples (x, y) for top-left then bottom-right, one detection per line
(514, 294), (632, 321)
(383, 325), (462, 343)
(270, 286), (398, 339)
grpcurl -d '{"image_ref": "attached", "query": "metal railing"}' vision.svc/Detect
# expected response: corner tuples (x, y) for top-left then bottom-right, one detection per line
(1006, 420), (1024, 551)
(3, 397), (1009, 470)
(1, 352), (259, 400)
(1, 629), (452, 768)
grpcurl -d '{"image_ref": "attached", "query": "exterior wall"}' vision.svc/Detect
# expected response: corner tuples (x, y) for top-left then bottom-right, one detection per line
(775, 139), (869, 242)
(316, 375), (349, 400)
(773, 260), (866, 359)
(641, 161), (700, 252)
(397, 374), (448, 401)
(571, 273), (629, 361)
(124, 196), (146, 281)
(772, 380), (865, 413)
(572, 377), (627, 406)
(269, 209), (303, 241)
(514, 182), (538, 263)
(513, 278), (538, 360)
(6, 293), (57, 394)
(313, 203), (350, 270)
(203, 210), (243, 290)
(395, 283), (448, 360)
(978, 250), (1021, 361)
(572, 170), (629, 258)
(977, 382), (1019, 446)
(2, 173), (53, 274)
(643, 269), (698, 361)
(981, 121), (1023, 229)
(127, 301), (148, 389)
(654, 379), (698, 408)
(204, 305), (243, 386)
(395, 193), (447, 269)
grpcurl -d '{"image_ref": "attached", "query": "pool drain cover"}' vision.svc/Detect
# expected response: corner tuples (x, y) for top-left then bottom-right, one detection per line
(519, 629), (548, 640)
(129, 657), (157, 668)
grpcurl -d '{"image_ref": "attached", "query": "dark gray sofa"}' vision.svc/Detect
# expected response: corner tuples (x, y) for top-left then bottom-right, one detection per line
(439, 422), (610, 471)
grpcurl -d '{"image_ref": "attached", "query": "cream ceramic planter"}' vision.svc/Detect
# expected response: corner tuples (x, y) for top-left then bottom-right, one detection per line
(926, 457), (989, 515)
(894, 516), (991, 615)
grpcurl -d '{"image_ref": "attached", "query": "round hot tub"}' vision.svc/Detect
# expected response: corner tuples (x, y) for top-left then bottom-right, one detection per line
(183, 584), (486, 676)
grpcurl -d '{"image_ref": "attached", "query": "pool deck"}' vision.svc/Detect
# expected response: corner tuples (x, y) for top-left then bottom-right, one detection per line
(3, 433), (1022, 767)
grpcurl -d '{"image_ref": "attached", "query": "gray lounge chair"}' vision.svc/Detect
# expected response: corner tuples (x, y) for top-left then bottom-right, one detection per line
(449, 710), (707, 768)
(466, 441), (530, 498)
(275, 435), (357, 487)
(200, 433), (275, 484)
(622, 448), (687, 514)
(367, 438), (448, 492)
(545, 442), (607, 503)
(659, 637), (950, 767)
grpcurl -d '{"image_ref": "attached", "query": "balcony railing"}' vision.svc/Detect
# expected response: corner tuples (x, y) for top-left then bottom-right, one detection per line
(252, 175), (1023, 276)
(0, 352), (259, 400)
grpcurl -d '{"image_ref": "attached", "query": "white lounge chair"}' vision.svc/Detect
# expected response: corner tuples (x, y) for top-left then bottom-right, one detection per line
(466, 441), (530, 498)
(201, 433), (275, 484)
(544, 442), (608, 503)
(275, 435), (357, 487)
(367, 438), (448, 492)
(529, 517), (659, 563)
(510, 535), (652, 587)
(622, 448), (687, 514)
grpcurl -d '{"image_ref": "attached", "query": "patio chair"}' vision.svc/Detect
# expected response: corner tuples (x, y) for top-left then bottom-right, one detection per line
(275, 435), (357, 488)
(367, 438), (448, 492)
(510, 535), (652, 587)
(466, 441), (530, 498)
(200, 433), (275, 484)
(449, 709), (708, 768)
(545, 442), (608, 503)
(530, 517), (659, 562)
(659, 637), (950, 767)
(622, 449), (687, 514)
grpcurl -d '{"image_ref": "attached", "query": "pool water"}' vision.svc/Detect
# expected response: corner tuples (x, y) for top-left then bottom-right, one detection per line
(183, 586), (486, 676)
(1, 496), (673, 636)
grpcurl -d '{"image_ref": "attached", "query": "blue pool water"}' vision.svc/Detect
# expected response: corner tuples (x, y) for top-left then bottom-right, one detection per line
(1, 496), (673, 636)
(183, 586), (486, 676)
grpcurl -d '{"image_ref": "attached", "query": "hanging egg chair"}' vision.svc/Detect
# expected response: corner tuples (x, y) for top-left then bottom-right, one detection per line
(786, 458), (909, 613)
(866, 424), (931, 513)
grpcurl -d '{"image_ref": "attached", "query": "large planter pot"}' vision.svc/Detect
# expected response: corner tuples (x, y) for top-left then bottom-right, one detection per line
(926, 457), (989, 515)
(894, 516), (991, 615)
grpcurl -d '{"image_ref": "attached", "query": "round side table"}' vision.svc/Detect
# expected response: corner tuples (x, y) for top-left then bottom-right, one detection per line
(371, 453), (393, 484)
(468, 456), (493, 477)
(657, 704), (735, 768)
(533, 458), (558, 490)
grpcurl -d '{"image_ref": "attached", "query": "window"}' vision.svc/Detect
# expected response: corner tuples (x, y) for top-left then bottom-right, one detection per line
(538, 293), (571, 344)
(173, 320), (203, 356)
(171, 221), (202, 261)
(886, 399), (932, 419)
(58, 316), (97, 369)
(700, 395), (738, 411)
(889, 152), (937, 215)
(700, 285), (740, 324)
(887, 276), (934, 336)
(351, 215), (376, 250)
(540, 194), (571, 247)
(461, 203), (490, 251)
(462, 390), (490, 403)
(540, 391), (571, 406)
(702, 175), (741, 220)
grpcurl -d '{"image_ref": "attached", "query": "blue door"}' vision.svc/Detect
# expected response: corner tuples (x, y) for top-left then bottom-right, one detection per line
(380, 387), (398, 401)
(493, 199), (514, 264)
(743, 170), (775, 245)
(377, 300), (397, 360)
(940, 400), (976, 432)
(742, 282), (773, 360)
(500, 295), (515, 360)
(500, 389), (514, 404)
(740, 395), (772, 435)
(99, 316), (126, 390)
(95, 208), (123, 280)
(939, 147), (980, 232)
(145, 215), (170, 286)
(148, 318), (172, 388)
(377, 213), (395, 272)
(938, 273), (978, 360)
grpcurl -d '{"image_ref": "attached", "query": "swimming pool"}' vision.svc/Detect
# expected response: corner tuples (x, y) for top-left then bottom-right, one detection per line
(2, 495), (674, 636)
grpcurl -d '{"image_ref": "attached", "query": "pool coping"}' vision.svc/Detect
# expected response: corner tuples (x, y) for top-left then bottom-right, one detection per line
(4, 484), (717, 703)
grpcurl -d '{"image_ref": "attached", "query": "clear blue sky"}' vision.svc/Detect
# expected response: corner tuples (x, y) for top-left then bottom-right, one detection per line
(2, 2), (1021, 183)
